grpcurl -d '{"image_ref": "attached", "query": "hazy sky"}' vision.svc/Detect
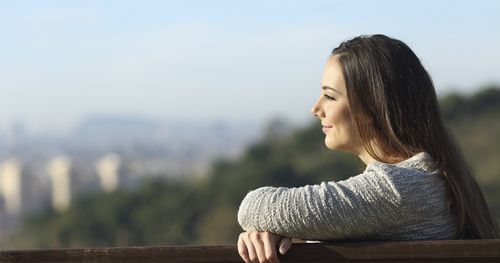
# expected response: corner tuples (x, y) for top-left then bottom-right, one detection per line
(1, 0), (499, 133)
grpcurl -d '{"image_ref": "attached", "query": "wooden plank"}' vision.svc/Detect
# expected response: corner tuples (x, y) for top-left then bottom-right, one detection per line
(0, 240), (499, 263)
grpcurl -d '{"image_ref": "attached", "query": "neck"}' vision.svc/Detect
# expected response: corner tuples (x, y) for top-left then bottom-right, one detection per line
(357, 148), (377, 166)
(355, 139), (406, 166)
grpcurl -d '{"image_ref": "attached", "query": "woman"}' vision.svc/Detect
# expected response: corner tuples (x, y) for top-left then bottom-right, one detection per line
(237, 34), (499, 263)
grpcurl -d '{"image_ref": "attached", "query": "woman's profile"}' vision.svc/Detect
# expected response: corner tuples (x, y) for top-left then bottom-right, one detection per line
(236, 34), (500, 263)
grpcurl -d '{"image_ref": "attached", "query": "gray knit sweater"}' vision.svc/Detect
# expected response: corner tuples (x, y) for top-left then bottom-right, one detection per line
(237, 152), (458, 241)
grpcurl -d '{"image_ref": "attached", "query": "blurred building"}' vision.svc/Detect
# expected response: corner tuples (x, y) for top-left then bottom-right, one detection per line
(96, 153), (121, 193)
(0, 158), (22, 215)
(47, 156), (72, 213)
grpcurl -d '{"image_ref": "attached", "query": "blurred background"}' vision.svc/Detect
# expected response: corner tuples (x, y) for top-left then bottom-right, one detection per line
(0, 0), (499, 249)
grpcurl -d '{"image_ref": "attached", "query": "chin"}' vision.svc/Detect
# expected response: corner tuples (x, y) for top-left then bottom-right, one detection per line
(324, 139), (338, 150)
(325, 138), (350, 152)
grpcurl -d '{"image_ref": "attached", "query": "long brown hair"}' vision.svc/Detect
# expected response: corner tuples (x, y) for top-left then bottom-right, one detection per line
(332, 34), (499, 239)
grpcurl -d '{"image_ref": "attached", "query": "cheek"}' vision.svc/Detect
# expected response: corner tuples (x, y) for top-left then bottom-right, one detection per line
(326, 105), (351, 124)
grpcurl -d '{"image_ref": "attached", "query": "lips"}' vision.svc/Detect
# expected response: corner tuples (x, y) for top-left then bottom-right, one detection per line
(322, 124), (332, 133)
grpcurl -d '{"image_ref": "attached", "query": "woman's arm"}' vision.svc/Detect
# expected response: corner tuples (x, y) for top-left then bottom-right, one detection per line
(237, 169), (404, 240)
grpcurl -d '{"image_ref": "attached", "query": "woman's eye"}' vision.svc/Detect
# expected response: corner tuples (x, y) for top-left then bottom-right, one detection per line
(323, 94), (336, 101)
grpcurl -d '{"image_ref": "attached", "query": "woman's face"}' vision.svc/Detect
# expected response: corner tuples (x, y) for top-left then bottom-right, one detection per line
(311, 57), (359, 153)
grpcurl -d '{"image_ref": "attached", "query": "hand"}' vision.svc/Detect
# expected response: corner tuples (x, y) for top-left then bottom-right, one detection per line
(237, 231), (292, 263)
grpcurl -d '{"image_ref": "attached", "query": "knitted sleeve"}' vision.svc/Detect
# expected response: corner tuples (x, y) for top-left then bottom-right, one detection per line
(237, 167), (405, 240)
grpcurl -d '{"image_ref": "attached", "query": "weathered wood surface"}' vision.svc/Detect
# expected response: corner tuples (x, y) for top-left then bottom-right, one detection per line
(0, 239), (499, 263)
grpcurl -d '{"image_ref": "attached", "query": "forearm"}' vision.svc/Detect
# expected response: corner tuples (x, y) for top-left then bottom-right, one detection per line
(237, 174), (403, 240)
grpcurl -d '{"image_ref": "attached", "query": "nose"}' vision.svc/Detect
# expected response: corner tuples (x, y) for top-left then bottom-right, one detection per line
(310, 96), (323, 117)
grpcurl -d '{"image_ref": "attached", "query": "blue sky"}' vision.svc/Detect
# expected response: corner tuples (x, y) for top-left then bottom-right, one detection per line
(0, 0), (499, 133)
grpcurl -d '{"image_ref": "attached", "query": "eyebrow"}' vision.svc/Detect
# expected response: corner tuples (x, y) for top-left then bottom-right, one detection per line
(322, 86), (342, 94)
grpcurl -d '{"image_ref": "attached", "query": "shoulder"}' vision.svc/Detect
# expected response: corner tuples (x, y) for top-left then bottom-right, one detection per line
(360, 152), (446, 202)
(365, 152), (441, 183)
(326, 152), (445, 207)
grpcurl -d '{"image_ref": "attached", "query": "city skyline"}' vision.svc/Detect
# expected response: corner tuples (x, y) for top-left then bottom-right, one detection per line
(1, 0), (499, 133)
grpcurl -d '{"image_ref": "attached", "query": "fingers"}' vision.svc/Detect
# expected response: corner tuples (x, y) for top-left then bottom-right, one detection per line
(238, 232), (286, 263)
(239, 232), (258, 263)
(249, 231), (270, 263)
(237, 233), (251, 263)
(261, 232), (280, 263)
(278, 237), (292, 255)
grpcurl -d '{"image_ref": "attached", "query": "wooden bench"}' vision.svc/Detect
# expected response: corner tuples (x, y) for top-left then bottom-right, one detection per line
(0, 240), (499, 262)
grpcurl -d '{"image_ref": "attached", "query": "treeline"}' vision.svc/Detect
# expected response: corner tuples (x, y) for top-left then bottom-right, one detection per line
(2, 86), (500, 249)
